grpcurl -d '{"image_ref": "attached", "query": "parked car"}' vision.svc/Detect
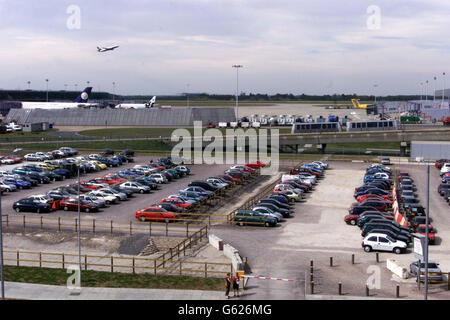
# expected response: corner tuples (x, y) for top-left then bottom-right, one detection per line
(362, 233), (407, 254)
(135, 206), (178, 223)
(13, 198), (52, 214)
(119, 182), (150, 194)
(234, 210), (277, 227)
(416, 224), (436, 244)
(60, 198), (99, 213)
(409, 261), (443, 282)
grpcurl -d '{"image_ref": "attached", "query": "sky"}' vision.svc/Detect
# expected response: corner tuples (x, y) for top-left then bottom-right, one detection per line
(0, 0), (450, 96)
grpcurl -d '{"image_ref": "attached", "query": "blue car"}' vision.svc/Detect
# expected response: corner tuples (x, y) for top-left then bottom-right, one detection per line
(364, 175), (392, 184)
(3, 178), (31, 189)
(13, 198), (52, 213)
(268, 194), (290, 205)
(117, 170), (140, 179)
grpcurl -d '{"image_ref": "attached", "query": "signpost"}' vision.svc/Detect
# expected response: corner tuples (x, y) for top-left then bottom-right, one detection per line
(412, 233), (426, 290)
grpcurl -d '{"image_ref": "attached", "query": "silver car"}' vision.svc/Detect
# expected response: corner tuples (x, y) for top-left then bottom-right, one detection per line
(77, 194), (106, 208)
(409, 261), (443, 282)
(251, 206), (283, 222)
(100, 187), (127, 201)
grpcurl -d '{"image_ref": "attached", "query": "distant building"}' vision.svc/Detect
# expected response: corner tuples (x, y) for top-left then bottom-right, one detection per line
(22, 122), (50, 132)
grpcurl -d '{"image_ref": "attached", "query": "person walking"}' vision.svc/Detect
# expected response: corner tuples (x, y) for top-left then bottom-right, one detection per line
(224, 273), (231, 299)
(232, 272), (241, 297)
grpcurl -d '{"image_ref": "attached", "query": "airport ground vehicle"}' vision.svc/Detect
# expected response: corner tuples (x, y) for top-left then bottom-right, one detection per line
(409, 261), (443, 282)
(13, 198), (52, 213)
(362, 233), (407, 254)
(234, 210), (277, 227)
(135, 206), (178, 223)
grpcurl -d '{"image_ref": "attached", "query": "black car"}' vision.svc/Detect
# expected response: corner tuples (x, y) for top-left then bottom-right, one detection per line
(362, 222), (411, 241)
(259, 198), (292, 211)
(349, 206), (380, 215)
(438, 184), (450, 196)
(188, 181), (218, 192)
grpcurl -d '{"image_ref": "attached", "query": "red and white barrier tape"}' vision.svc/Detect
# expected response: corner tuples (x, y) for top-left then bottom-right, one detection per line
(242, 275), (294, 282)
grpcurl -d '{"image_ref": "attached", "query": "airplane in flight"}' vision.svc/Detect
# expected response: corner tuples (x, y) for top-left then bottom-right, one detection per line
(115, 96), (157, 109)
(21, 87), (100, 110)
(97, 45), (119, 52)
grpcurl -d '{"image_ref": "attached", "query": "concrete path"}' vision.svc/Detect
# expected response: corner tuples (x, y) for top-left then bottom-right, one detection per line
(3, 282), (226, 300)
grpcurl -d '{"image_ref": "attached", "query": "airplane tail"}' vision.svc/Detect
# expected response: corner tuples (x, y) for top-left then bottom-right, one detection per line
(146, 96), (157, 108)
(351, 99), (363, 109)
(97, 47), (101, 52)
(74, 87), (93, 103)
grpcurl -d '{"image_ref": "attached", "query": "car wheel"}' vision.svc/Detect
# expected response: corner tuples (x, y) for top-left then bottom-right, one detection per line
(350, 220), (357, 226)
(239, 222), (244, 226)
(393, 247), (402, 254)
(140, 216), (146, 222)
(6, 189), (10, 192)
(165, 218), (170, 223)
(15, 207), (20, 213)
(106, 201), (110, 205)
(36, 208), (40, 214)
(364, 245), (372, 252)
(64, 207), (68, 211)
(265, 222), (270, 227)
(85, 208), (90, 213)
(140, 189), (144, 194)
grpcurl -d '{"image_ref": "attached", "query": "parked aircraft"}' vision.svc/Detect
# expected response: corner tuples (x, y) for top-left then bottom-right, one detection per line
(21, 87), (99, 109)
(115, 96), (157, 109)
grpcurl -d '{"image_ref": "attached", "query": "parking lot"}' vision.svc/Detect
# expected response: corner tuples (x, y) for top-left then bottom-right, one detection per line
(0, 156), (232, 222)
(211, 161), (450, 299)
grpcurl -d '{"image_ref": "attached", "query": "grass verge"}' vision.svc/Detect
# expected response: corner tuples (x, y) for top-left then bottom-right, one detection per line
(4, 265), (224, 291)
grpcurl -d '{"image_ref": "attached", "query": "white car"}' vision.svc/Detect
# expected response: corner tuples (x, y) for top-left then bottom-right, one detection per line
(275, 183), (303, 195)
(373, 172), (390, 180)
(28, 195), (53, 204)
(440, 163), (450, 176)
(312, 161), (328, 169)
(150, 173), (168, 184)
(0, 158), (15, 165)
(206, 178), (228, 189)
(88, 191), (118, 205)
(362, 233), (407, 254)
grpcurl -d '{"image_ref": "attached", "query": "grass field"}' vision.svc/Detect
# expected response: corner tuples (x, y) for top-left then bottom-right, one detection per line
(4, 265), (223, 291)
(0, 129), (58, 140)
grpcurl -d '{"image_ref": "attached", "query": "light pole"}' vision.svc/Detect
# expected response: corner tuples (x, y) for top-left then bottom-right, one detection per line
(0, 189), (4, 300)
(45, 79), (49, 102)
(442, 72), (446, 106)
(433, 76), (437, 103)
(75, 84), (78, 92)
(87, 81), (90, 88)
(425, 80), (428, 101)
(27, 81), (31, 90)
(232, 65), (243, 122)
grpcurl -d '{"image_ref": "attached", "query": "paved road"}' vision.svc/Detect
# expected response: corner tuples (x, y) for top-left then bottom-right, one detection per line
(3, 281), (225, 300)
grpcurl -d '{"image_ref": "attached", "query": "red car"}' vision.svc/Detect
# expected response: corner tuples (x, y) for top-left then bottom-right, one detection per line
(417, 224), (436, 244)
(136, 206), (178, 223)
(148, 164), (165, 171)
(245, 160), (265, 169)
(219, 174), (240, 183)
(60, 198), (99, 213)
(160, 198), (192, 210)
(356, 194), (391, 203)
(90, 177), (117, 185)
(104, 174), (127, 184)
